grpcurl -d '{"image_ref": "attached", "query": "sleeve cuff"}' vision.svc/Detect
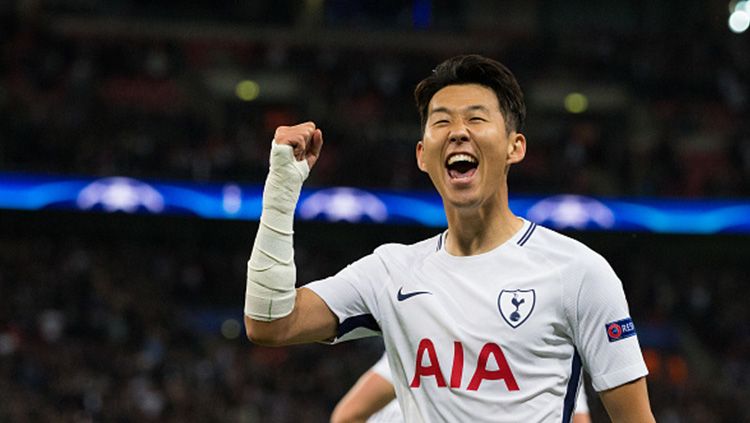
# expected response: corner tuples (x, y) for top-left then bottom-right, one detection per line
(591, 361), (649, 392)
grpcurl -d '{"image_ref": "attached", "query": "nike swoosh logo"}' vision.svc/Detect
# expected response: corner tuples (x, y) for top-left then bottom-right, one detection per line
(397, 287), (432, 301)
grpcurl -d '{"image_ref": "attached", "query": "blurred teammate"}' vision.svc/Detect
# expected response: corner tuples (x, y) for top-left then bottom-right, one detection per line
(573, 387), (591, 423)
(331, 353), (592, 423)
(331, 353), (403, 423)
(243, 54), (654, 421)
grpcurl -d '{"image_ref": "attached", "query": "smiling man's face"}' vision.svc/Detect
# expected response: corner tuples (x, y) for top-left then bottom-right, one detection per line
(416, 83), (525, 211)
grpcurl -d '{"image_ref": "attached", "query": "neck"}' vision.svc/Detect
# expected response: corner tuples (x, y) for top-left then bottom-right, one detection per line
(443, 202), (523, 257)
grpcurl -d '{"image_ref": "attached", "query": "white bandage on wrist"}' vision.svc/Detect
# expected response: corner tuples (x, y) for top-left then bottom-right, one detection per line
(244, 141), (310, 321)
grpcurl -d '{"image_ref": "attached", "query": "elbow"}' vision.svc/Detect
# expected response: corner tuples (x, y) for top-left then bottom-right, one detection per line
(245, 316), (280, 347)
(244, 325), (270, 346)
(244, 315), (286, 346)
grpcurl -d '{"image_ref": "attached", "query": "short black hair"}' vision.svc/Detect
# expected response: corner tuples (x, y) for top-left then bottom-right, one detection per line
(414, 54), (526, 134)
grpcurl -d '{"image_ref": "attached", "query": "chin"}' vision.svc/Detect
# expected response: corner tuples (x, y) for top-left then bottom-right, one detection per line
(443, 194), (483, 210)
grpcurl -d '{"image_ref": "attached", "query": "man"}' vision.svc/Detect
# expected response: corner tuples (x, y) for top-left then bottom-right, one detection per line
(330, 352), (592, 423)
(331, 353), (404, 423)
(244, 54), (655, 422)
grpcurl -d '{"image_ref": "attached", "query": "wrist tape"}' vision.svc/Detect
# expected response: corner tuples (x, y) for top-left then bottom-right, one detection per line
(244, 141), (309, 321)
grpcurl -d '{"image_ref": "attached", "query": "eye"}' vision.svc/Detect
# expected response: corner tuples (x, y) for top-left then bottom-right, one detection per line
(432, 119), (449, 126)
(469, 116), (486, 122)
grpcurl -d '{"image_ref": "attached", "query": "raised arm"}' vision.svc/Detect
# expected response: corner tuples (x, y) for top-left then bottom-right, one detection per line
(599, 377), (655, 423)
(243, 122), (338, 346)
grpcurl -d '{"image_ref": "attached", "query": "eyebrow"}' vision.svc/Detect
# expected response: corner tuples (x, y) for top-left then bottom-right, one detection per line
(429, 105), (492, 116)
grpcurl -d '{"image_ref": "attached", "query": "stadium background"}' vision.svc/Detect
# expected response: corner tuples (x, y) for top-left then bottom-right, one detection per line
(1, 1), (749, 421)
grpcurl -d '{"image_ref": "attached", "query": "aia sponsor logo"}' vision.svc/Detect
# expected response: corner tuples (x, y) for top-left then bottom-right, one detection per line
(410, 339), (519, 391)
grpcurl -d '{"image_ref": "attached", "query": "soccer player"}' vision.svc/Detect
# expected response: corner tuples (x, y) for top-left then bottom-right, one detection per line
(331, 352), (592, 423)
(331, 353), (403, 423)
(244, 54), (655, 422)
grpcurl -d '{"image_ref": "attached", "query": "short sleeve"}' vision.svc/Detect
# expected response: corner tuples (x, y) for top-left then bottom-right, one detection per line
(305, 252), (387, 343)
(570, 253), (649, 392)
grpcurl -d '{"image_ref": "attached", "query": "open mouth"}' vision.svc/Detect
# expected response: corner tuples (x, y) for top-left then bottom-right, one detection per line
(446, 153), (478, 180)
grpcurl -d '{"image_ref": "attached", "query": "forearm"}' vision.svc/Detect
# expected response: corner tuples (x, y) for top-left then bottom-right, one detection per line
(244, 140), (309, 322)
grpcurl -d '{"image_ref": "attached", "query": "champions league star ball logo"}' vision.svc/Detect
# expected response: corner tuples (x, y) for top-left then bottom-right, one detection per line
(298, 187), (388, 223)
(76, 177), (165, 213)
(527, 195), (615, 230)
(497, 289), (536, 329)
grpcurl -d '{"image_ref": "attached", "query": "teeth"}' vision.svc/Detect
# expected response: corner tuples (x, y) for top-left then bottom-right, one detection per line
(447, 154), (477, 165)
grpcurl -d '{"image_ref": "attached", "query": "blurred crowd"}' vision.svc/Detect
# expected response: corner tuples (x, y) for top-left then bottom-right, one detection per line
(1, 2), (749, 197)
(610, 239), (750, 422)
(0, 222), (748, 422)
(0, 225), (384, 422)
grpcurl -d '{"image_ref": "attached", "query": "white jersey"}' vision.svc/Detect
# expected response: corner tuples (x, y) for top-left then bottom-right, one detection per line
(307, 219), (647, 422)
(367, 354), (404, 423)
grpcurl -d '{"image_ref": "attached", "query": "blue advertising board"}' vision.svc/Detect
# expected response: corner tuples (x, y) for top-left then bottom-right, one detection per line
(1, 172), (749, 234)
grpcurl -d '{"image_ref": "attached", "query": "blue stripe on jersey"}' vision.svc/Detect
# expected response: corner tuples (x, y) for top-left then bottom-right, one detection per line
(337, 313), (380, 338)
(517, 222), (537, 246)
(562, 349), (583, 423)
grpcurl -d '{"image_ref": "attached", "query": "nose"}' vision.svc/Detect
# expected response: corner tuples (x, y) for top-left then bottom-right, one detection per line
(448, 124), (470, 143)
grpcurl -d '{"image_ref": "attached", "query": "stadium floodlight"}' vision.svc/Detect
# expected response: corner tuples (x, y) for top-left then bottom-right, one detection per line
(729, 0), (750, 34)
(235, 80), (260, 101)
(564, 92), (588, 114)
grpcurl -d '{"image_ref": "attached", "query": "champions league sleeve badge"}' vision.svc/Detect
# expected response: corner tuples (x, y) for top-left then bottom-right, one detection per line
(605, 317), (637, 342)
(498, 289), (536, 328)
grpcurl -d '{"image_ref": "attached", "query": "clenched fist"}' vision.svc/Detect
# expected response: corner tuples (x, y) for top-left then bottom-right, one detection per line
(273, 121), (324, 170)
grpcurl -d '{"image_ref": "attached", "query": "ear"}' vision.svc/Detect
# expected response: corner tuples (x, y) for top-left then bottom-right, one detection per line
(416, 140), (428, 172)
(506, 132), (526, 165)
